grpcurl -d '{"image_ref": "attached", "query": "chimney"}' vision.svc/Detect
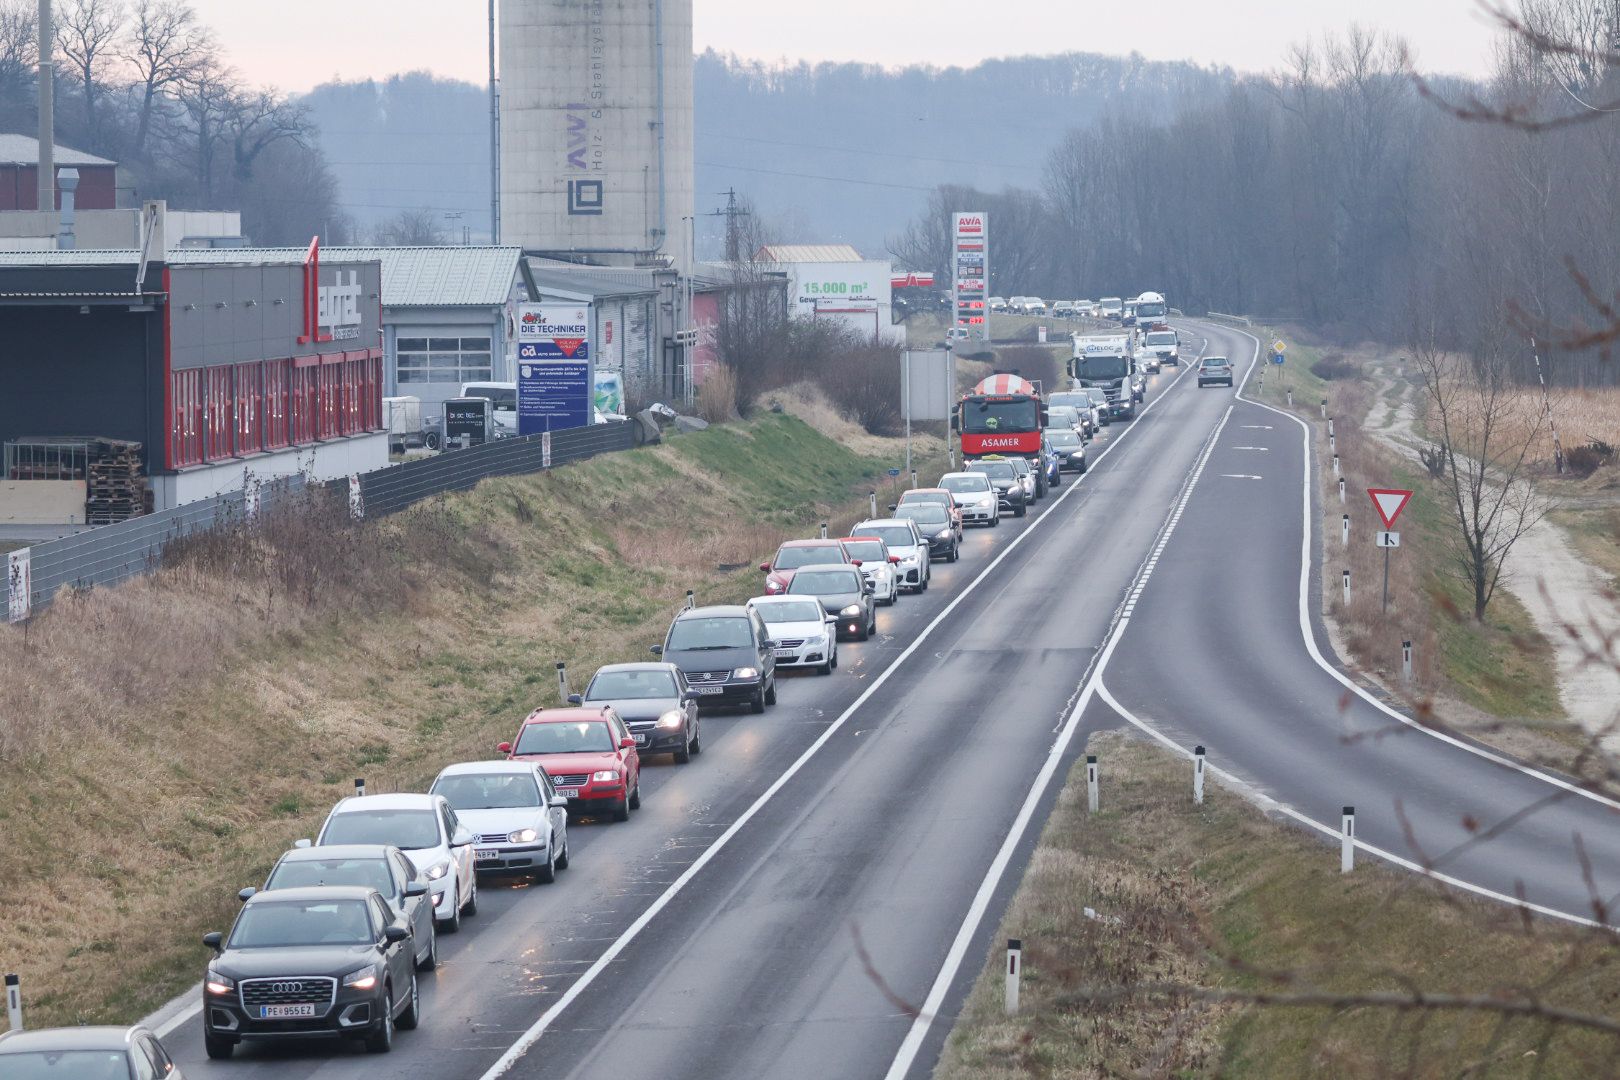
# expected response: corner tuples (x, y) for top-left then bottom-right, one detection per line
(36, 0), (53, 212)
(56, 167), (77, 250)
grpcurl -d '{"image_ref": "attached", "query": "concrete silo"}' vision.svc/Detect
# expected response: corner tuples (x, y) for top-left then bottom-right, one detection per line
(499, 0), (694, 269)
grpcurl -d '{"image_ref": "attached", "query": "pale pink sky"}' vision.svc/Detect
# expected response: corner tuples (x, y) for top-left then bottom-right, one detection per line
(194, 0), (1497, 94)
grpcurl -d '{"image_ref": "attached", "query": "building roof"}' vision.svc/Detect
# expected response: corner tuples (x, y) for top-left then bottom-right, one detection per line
(0, 132), (117, 167)
(172, 246), (522, 306)
(526, 265), (659, 300)
(755, 244), (864, 263)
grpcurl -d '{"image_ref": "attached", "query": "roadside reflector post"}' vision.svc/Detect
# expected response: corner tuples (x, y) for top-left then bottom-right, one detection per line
(354, 777), (365, 798)
(1341, 806), (1356, 873)
(6, 973), (21, 1031)
(1086, 754), (1099, 812)
(1402, 640), (1413, 682)
(1342, 569), (1352, 607)
(819, 521), (828, 539)
(910, 468), (918, 490)
(1004, 939), (1022, 1015)
(1329, 432), (1336, 454)
(1321, 399), (1327, 419)
(1341, 514), (1350, 547)
(1287, 389), (1293, 407)
(1332, 454), (1341, 478)
(1328, 416), (1335, 437)
(556, 661), (570, 703)
(1193, 745), (1206, 805)
(685, 589), (695, 611)
(1338, 477), (1346, 504)
(869, 490), (878, 518)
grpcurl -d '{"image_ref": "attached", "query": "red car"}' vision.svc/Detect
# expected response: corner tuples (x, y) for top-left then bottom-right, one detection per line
(759, 539), (850, 595)
(498, 706), (641, 821)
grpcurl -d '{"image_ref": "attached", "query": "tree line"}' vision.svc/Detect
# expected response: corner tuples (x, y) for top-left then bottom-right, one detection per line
(0, 0), (343, 245)
(892, 3), (1620, 385)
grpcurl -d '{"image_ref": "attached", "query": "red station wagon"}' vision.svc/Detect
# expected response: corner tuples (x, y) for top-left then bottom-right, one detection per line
(499, 706), (642, 822)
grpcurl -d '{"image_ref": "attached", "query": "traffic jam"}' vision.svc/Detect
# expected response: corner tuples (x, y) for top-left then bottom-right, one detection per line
(0, 299), (1192, 1073)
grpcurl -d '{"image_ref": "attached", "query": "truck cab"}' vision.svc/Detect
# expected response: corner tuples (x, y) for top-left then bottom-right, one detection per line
(1068, 334), (1137, 421)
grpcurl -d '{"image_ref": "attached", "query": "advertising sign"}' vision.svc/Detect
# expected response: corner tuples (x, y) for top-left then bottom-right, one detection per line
(7, 547), (29, 623)
(445, 397), (493, 446)
(953, 211), (990, 343)
(516, 303), (595, 434)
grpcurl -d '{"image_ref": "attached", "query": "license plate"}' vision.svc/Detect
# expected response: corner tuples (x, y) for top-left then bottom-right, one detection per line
(555, 788), (578, 799)
(691, 686), (723, 695)
(634, 733), (648, 746)
(774, 648), (796, 658)
(476, 848), (501, 862)
(260, 1004), (316, 1019)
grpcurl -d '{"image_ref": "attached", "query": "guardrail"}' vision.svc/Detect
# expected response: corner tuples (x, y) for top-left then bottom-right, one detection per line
(1205, 311), (1254, 327)
(6, 421), (638, 623)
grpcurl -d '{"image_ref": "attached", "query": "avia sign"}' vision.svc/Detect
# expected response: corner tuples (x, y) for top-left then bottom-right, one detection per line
(1367, 488), (1413, 529)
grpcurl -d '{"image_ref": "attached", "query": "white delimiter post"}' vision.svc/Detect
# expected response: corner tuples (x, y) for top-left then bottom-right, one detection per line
(556, 661), (570, 702)
(1328, 416), (1335, 437)
(1342, 569), (1352, 606)
(5, 972), (21, 1031)
(1193, 745), (1205, 805)
(1086, 754), (1099, 812)
(354, 777), (365, 798)
(1329, 432), (1336, 454)
(1341, 806), (1356, 872)
(1402, 640), (1413, 682)
(1338, 477), (1346, 504)
(1332, 454), (1341, 478)
(819, 521), (828, 539)
(1341, 514), (1349, 546)
(1004, 939), (1022, 1015)
(1320, 399), (1327, 419)
(685, 589), (695, 611)
(869, 490), (878, 518)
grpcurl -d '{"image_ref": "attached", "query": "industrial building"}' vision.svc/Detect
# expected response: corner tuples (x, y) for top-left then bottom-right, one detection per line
(0, 133), (116, 211)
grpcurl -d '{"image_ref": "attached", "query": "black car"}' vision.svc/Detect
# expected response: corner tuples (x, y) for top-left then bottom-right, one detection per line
(202, 886), (420, 1058)
(786, 562), (876, 641)
(966, 459), (1028, 517)
(243, 844), (437, 971)
(573, 661), (701, 762)
(653, 605), (778, 713)
(1044, 428), (1088, 473)
(895, 503), (960, 562)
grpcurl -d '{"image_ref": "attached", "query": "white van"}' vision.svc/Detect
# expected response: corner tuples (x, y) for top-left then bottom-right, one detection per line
(460, 381), (518, 437)
(1099, 297), (1124, 319)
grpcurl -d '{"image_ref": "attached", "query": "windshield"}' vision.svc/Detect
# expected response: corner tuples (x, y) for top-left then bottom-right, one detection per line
(841, 539), (888, 562)
(667, 616), (754, 650)
(514, 721), (615, 755)
(229, 899), (374, 949)
(432, 772), (542, 809)
(1146, 331), (1176, 346)
(787, 569), (863, 595)
(1047, 430), (1081, 448)
(774, 544), (844, 570)
(1046, 392), (1087, 409)
(1137, 301), (1167, 320)
(961, 398), (1039, 434)
(899, 506), (949, 526)
(0, 1051), (135, 1079)
(940, 475), (990, 494)
(267, 857), (393, 896)
(757, 600), (826, 624)
(585, 669), (676, 700)
(321, 808), (440, 850)
(862, 525), (916, 549)
(970, 462), (1017, 481)
(1202, 357), (1229, 368)
(1073, 355), (1129, 380)
(1085, 389), (1109, 404)
(1049, 406), (1080, 423)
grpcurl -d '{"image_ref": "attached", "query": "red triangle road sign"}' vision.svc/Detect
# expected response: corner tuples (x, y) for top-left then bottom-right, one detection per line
(1367, 488), (1413, 529)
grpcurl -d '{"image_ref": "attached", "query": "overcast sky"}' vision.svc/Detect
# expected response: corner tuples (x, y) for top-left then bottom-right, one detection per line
(195, 1), (1498, 93)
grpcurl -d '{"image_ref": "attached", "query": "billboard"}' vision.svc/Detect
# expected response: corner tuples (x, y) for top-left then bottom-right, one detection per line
(953, 211), (989, 343)
(516, 303), (595, 433)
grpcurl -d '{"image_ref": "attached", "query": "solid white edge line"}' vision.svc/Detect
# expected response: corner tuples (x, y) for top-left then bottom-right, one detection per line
(467, 349), (1202, 1078)
(881, 353), (1230, 1080)
(1223, 324), (1620, 813)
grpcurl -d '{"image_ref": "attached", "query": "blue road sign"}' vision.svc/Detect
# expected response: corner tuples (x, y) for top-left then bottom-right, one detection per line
(1271, 352), (1285, 365)
(888, 467), (902, 477)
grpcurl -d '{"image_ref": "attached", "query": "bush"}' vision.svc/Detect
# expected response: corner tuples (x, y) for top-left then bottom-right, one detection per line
(995, 346), (1063, 394)
(1310, 352), (1359, 381)
(695, 365), (740, 424)
(1564, 440), (1614, 478)
(819, 337), (903, 436)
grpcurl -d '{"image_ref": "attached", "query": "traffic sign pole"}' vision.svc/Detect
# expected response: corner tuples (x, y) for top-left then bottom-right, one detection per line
(1382, 545), (1391, 612)
(1367, 489), (1413, 613)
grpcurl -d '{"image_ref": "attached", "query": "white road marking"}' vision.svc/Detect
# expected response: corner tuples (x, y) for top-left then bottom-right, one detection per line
(1219, 474), (1263, 480)
(1232, 445), (1269, 451)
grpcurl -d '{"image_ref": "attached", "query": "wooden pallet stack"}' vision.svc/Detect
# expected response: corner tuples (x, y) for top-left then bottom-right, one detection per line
(84, 438), (145, 525)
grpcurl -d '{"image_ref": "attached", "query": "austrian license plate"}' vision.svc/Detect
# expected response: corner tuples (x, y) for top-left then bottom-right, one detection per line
(691, 686), (723, 695)
(774, 648), (796, 658)
(260, 1003), (316, 1019)
(476, 848), (501, 862)
(555, 788), (579, 799)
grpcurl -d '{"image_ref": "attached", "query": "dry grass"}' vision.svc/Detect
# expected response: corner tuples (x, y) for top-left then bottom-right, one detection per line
(1497, 387), (1620, 475)
(936, 732), (1620, 1079)
(0, 413), (896, 1027)
(695, 364), (742, 424)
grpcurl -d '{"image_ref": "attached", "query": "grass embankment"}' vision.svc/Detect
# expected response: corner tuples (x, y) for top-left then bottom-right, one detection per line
(937, 732), (1620, 1079)
(0, 411), (938, 1027)
(1249, 330), (1563, 737)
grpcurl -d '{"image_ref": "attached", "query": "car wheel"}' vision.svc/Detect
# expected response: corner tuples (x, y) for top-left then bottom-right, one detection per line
(628, 777), (642, 810)
(398, 971), (421, 1030)
(765, 678), (777, 706)
(462, 873), (478, 917)
(204, 1032), (236, 1060)
(365, 990), (394, 1053)
(535, 841), (557, 884)
(1015, 504), (1027, 517)
(949, 543), (959, 563)
(818, 654), (833, 675)
(439, 886), (462, 933)
(690, 718), (702, 754)
(556, 836), (570, 869)
(418, 923), (438, 970)
(673, 728), (692, 764)
(612, 794), (631, 822)
(829, 645), (839, 671)
(990, 514), (1000, 528)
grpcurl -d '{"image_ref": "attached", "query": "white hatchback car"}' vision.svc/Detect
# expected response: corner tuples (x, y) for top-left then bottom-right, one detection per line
(307, 793), (478, 932)
(430, 761), (571, 885)
(748, 595), (839, 675)
(851, 519), (932, 592)
(938, 472), (1001, 527)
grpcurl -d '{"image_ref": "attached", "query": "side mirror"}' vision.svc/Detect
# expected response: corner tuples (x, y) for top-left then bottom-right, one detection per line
(888, 555), (900, 564)
(203, 932), (224, 953)
(863, 582), (874, 594)
(293, 838), (312, 850)
(566, 693), (582, 705)
(619, 736), (637, 750)
(649, 644), (664, 657)
(497, 741), (513, 754)
(384, 925), (410, 944)
(759, 562), (771, 573)
(763, 639), (779, 649)
(825, 613), (837, 623)
(850, 559), (862, 567)
(451, 828), (474, 847)
(237, 887), (257, 903)
(683, 690), (700, 703)
(887, 503), (897, 512)
(404, 881), (428, 898)
(550, 794), (569, 808)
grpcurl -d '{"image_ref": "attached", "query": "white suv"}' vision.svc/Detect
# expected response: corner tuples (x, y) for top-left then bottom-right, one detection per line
(937, 472), (1001, 527)
(430, 761), (571, 885)
(307, 793), (478, 932)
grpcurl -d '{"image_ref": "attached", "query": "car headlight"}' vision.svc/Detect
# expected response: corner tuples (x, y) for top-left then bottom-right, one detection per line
(206, 971), (235, 995)
(765, 581), (783, 593)
(422, 859), (450, 881)
(1071, 451), (1085, 460)
(935, 529), (953, 540)
(733, 666), (759, 680)
(840, 604), (864, 617)
(657, 709), (684, 729)
(509, 827), (539, 844)
(591, 769), (620, 782)
(342, 965), (381, 990)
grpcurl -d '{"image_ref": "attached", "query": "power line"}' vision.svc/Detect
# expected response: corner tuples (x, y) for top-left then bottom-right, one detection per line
(696, 129), (1040, 173)
(694, 160), (936, 191)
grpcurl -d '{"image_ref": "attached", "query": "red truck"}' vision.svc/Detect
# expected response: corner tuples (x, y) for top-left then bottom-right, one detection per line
(958, 373), (1043, 460)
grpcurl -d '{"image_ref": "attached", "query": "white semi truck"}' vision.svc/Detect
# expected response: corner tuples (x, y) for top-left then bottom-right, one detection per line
(1068, 333), (1139, 421)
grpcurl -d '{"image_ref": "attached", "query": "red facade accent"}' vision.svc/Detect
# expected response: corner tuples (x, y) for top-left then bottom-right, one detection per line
(264, 360), (290, 450)
(169, 368), (204, 468)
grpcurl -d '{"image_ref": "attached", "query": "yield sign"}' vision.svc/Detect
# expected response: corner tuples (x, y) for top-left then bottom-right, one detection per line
(1367, 488), (1413, 529)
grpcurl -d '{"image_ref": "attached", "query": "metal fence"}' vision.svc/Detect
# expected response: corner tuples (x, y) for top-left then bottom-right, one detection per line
(6, 421), (638, 622)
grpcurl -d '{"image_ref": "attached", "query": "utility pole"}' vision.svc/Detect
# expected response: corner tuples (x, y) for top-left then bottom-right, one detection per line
(704, 188), (750, 263)
(488, 0), (500, 244)
(36, 0), (53, 212)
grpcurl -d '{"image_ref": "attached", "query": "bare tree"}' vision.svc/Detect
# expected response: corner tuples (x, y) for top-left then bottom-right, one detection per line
(0, 0), (37, 118)
(55, 0), (123, 143)
(373, 208), (447, 247)
(1413, 321), (1551, 620)
(121, 0), (211, 161)
(226, 87), (308, 182)
(171, 53), (234, 203)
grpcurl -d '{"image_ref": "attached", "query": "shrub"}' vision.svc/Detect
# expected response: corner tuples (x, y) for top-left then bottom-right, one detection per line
(995, 346), (1063, 393)
(1310, 352), (1359, 380)
(695, 365), (740, 423)
(1564, 440), (1613, 477)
